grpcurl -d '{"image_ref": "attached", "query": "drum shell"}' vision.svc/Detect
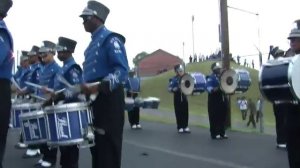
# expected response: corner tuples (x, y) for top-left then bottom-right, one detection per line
(259, 63), (294, 102)
(44, 102), (92, 146)
(190, 72), (206, 93)
(11, 102), (42, 128)
(125, 98), (135, 111)
(236, 70), (251, 93)
(142, 97), (160, 109)
(19, 110), (47, 145)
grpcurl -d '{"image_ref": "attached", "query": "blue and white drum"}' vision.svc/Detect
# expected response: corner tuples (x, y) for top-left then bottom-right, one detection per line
(134, 97), (144, 108)
(44, 102), (93, 146)
(142, 97), (160, 109)
(11, 102), (42, 128)
(19, 110), (47, 145)
(220, 69), (251, 94)
(127, 77), (140, 93)
(259, 55), (300, 102)
(125, 98), (135, 111)
(190, 72), (206, 93)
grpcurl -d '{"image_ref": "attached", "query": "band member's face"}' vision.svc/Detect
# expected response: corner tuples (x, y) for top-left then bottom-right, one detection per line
(213, 68), (221, 75)
(290, 38), (300, 52)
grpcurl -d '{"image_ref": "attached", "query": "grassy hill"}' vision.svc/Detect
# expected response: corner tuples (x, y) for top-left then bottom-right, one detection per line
(139, 60), (275, 126)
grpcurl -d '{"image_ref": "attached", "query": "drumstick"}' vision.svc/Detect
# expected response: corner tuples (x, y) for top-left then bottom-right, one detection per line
(57, 75), (74, 88)
(11, 77), (22, 91)
(25, 81), (54, 93)
(29, 94), (47, 101)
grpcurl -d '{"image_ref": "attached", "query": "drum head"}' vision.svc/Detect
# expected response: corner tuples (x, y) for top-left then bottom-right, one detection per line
(180, 74), (195, 95)
(290, 54), (300, 100)
(220, 69), (238, 94)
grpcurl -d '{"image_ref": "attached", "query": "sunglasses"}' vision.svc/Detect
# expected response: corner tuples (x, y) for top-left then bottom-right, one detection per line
(82, 15), (93, 23)
(40, 53), (48, 58)
(290, 38), (300, 43)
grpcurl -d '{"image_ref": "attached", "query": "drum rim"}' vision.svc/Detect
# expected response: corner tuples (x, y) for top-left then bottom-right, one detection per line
(23, 139), (48, 145)
(47, 138), (84, 146)
(12, 102), (42, 109)
(19, 110), (45, 118)
(44, 102), (89, 111)
(220, 69), (238, 94)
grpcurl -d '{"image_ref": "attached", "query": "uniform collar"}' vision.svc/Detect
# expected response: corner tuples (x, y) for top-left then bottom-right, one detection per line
(91, 25), (105, 39)
(63, 56), (74, 66)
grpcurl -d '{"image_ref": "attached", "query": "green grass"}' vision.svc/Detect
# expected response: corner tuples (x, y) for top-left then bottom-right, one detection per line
(139, 61), (275, 126)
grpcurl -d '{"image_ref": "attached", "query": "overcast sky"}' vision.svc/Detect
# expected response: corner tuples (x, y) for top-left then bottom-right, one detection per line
(5, 0), (300, 70)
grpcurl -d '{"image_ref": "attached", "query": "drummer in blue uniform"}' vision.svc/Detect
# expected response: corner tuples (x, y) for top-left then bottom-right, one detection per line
(125, 69), (142, 129)
(206, 62), (228, 140)
(0, 0), (14, 167)
(20, 46), (44, 158)
(282, 19), (300, 168)
(168, 64), (191, 133)
(42, 36), (82, 168)
(13, 51), (32, 151)
(14, 51), (31, 93)
(36, 40), (61, 168)
(79, 1), (129, 167)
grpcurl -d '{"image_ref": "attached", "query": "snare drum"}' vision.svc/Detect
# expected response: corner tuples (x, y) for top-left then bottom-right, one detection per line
(142, 97), (160, 109)
(44, 102), (93, 146)
(19, 110), (47, 145)
(11, 102), (42, 128)
(220, 69), (251, 94)
(125, 98), (135, 111)
(259, 55), (300, 102)
(190, 72), (206, 93)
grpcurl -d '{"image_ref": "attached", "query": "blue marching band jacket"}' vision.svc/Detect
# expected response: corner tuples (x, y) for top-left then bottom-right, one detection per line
(206, 73), (220, 93)
(54, 57), (83, 101)
(83, 26), (129, 91)
(38, 60), (61, 98)
(168, 76), (180, 93)
(0, 20), (14, 80)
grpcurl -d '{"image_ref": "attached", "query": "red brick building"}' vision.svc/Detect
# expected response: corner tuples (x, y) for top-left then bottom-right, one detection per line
(137, 49), (182, 77)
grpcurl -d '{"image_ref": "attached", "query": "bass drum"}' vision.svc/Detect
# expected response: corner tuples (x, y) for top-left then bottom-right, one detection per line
(259, 55), (300, 102)
(190, 72), (206, 93)
(220, 69), (251, 94)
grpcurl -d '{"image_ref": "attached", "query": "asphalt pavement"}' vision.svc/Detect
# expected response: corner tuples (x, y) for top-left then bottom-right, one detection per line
(3, 118), (288, 168)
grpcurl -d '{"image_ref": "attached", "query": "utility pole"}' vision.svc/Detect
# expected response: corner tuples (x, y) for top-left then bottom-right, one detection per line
(192, 15), (195, 58)
(219, 0), (231, 128)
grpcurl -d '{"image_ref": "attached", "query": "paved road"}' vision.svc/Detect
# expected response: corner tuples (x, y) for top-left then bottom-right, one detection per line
(3, 120), (288, 168)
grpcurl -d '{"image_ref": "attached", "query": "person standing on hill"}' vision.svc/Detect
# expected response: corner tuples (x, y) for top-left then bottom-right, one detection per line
(206, 62), (228, 140)
(246, 98), (256, 128)
(168, 64), (190, 134)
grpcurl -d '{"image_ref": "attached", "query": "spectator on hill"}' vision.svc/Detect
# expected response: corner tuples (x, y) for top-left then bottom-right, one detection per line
(239, 96), (248, 120)
(247, 98), (256, 128)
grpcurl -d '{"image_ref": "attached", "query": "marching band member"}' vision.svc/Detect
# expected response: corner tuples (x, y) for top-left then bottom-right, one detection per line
(79, 1), (129, 168)
(0, 1), (13, 167)
(168, 64), (190, 133)
(43, 36), (82, 168)
(282, 19), (300, 168)
(22, 46), (44, 158)
(125, 70), (142, 129)
(36, 40), (61, 168)
(13, 52), (32, 151)
(206, 62), (228, 140)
